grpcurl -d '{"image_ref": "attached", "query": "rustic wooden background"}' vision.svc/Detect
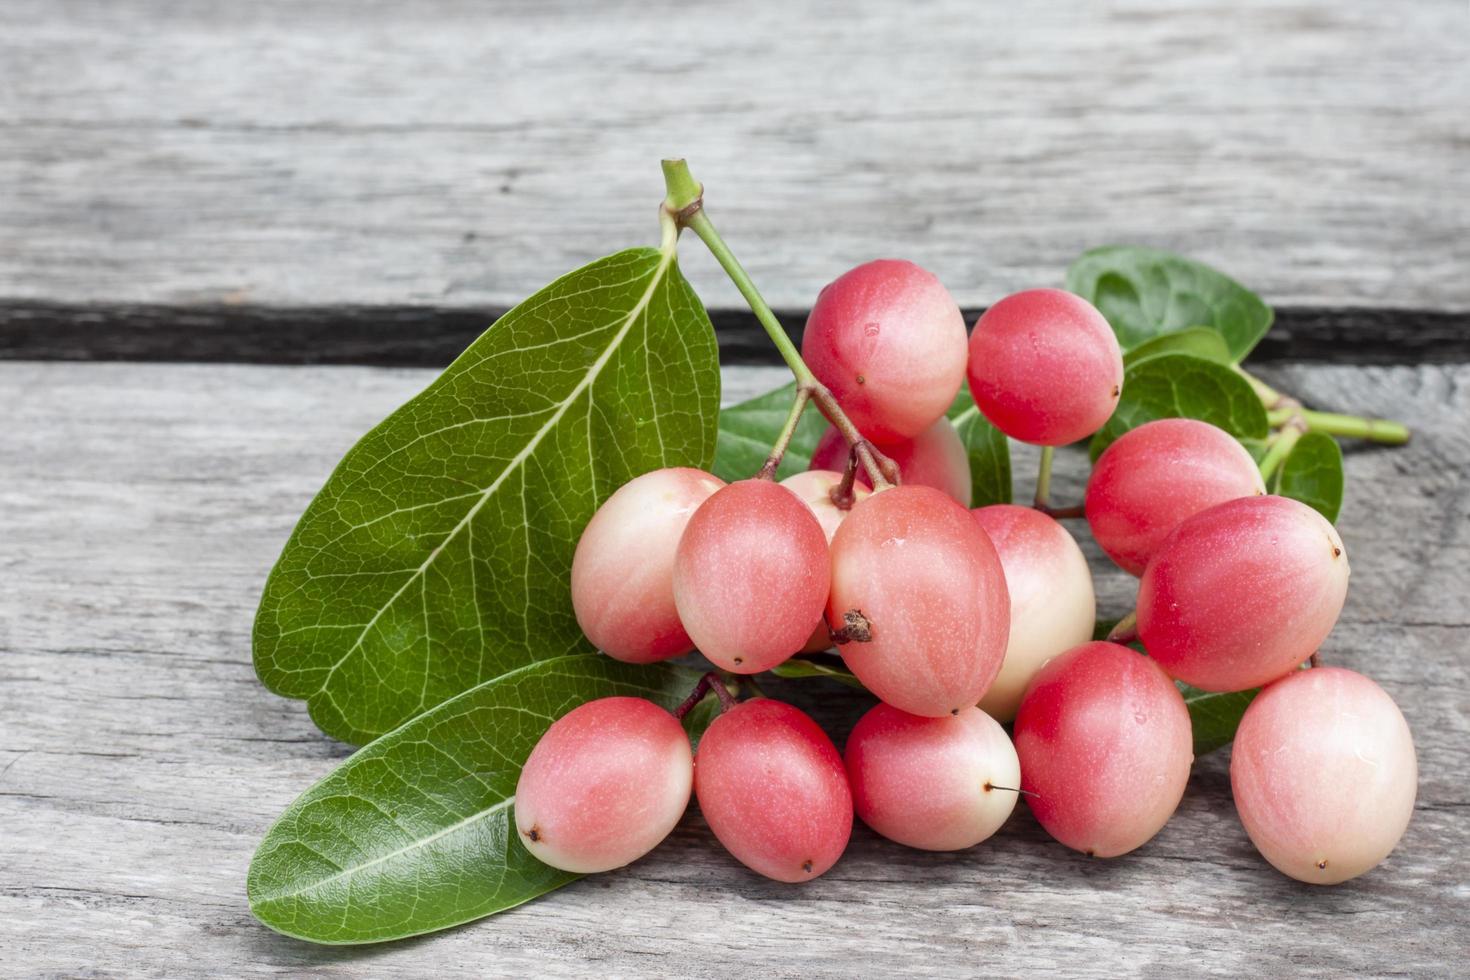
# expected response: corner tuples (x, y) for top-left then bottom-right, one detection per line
(2, 0), (1467, 976)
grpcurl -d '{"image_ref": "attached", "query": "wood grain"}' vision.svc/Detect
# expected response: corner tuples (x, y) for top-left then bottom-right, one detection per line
(2, 0), (1467, 314)
(1, 361), (1465, 977)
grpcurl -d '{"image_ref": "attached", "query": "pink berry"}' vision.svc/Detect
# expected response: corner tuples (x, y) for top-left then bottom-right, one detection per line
(845, 703), (1020, 851)
(809, 418), (972, 507)
(801, 259), (968, 442)
(1231, 667), (1416, 884)
(970, 505), (1096, 722)
(673, 479), (829, 674)
(1014, 642), (1193, 857)
(572, 468), (725, 663)
(778, 469), (872, 540)
(694, 699), (852, 882)
(967, 288), (1123, 445)
(1138, 495), (1350, 692)
(828, 485), (1010, 717)
(515, 697), (692, 873)
(1086, 419), (1265, 576)
(779, 470), (870, 653)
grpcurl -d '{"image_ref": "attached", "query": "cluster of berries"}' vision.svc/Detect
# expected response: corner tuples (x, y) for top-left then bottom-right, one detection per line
(518, 259), (1415, 887)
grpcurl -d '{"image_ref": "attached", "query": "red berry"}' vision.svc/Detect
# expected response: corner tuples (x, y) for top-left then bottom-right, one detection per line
(515, 697), (692, 873)
(694, 699), (852, 882)
(572, 467), (725, 663)
(846, 703), (1019, 851)
(1086, 419), (1265, 576)
(967, 288), (1123, 445)
(828, 486), (1010, 717)
(1014, 642), (1193, 858)
(1231, 667), (1416, 884)
(673, 479), (829, 674)
(1138, 495), (1350, 692)
(802, 259), (968, 442)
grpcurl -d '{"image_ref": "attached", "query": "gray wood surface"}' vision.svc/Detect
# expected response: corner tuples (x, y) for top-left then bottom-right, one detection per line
(2, 361), (1465, 978)
(3, 0), (1468, 314)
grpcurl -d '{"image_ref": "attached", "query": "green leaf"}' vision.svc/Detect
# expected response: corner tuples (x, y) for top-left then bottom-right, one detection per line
(712, 382), (826, 481)
(248, 654), (708, 945)
(1180, 684), (1259, 756)
(1090, 353), (1269, 460)
(1122, 326), (1233, 368)
(769, 656), (867, 690)
(253, 247), (720, 745)
(948, 388), (1013, 507)
(1273, 431), (1345, 522)
(1066, 246), (1274, 362)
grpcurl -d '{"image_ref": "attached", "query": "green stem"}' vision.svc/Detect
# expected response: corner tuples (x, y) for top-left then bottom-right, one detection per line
(1281, 408), (1410, 445)
(661, 158), (897, 490)
(757, 386), (811, 480)
(1243, 366), (1410, 445)
(1033, 445), (1055, 509)
(1258, 418), (1306, 482)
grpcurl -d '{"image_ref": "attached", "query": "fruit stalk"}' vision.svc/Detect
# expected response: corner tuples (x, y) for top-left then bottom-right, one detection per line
(1241, 367), (1410, 445)
(661, 159), (896, 489)
(1258, 413), (1308, 481)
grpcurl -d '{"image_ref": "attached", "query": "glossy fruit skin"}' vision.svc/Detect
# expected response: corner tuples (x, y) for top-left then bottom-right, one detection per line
(809, 418), (972, 507)
(1138, 494), (1350, 692)
(1014, 642), (1193, 857)
(801, 259), (969, 442)
(515, 697), (692, 874)
(967, 288), (1123, 446)
(673, 479), (829, 674)
(779, 470), (870, 653)
(1086, 419), (1266, 576)
(828, 485), (1010, 717)
(845, 704), (1019, 851)
(971, 505), (1095, 722)
(1231, 667), (1416, 884)
(694, 699), (853, 882)
(572, 468), (725, 663)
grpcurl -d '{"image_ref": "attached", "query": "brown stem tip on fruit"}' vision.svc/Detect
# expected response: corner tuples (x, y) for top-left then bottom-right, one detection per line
(829, 609), (874, 644)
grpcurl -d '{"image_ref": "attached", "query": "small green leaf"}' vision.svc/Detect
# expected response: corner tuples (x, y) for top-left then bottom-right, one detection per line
(1090, 353), (1269, 460)
(248, 654), (708, 945)
(1180, 684), (1259, 756)
(1273, 431), (1345, 522)
(1066, 246), (1274, 362)
(1122, 326), (1233, 368)
(253, 247), (720, 745)
(712, 382), (826, 481)
(948, 388), (1012, 507)
(770, 656), (867, 689)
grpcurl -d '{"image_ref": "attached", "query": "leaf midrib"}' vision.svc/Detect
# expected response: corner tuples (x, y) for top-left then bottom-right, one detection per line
(316, 245), (679, 688)
(252, 796), (517, 906)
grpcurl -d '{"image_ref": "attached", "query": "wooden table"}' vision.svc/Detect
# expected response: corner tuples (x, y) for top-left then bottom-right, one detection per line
(3, 2), (1467, 976)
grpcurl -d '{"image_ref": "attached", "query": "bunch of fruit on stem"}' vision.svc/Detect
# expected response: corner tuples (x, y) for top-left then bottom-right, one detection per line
(522, 223), (1416, 890)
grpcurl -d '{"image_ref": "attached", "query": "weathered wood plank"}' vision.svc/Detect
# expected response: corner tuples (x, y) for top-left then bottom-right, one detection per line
(0, 361), (1465, 977)
(2, 0), (1467, 313)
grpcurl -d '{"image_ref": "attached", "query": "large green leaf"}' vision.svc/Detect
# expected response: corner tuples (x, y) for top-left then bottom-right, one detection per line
(253, 247), (720, 744)
(712, 382), (826, 481)
(948, 388), (1012, 508)
(1066, 246), (1273, 362)
(1273, 431), (1345, 523)
(1090, 353), (1269, 460)
(249, 654), (710, 945)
